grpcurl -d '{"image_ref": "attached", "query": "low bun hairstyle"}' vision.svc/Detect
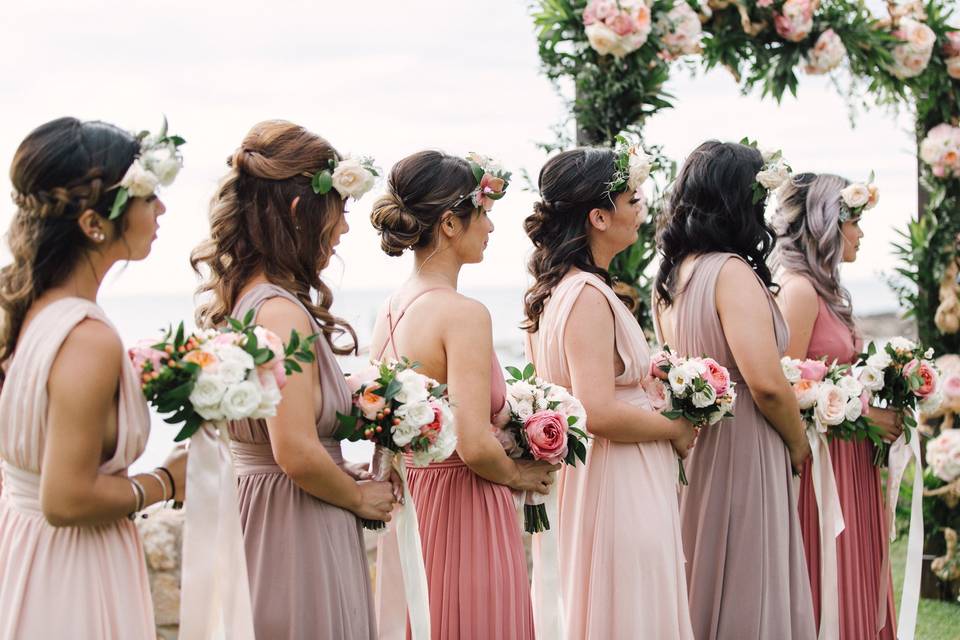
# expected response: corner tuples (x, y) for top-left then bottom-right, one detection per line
(522, 147), (625, 333)
(191, 119), (357, 354)
(370, 150), (478, 256)
(0, 117), (139, 375)
(654, 140), (777, 307)
(770, 172), (856, 332)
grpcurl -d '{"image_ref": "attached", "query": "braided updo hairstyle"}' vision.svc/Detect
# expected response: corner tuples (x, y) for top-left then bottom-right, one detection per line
(369, 150), (478, 256)
(522, 147), (623, 333)
(190, 120), (357, 354)
(0, 117), (140, 372)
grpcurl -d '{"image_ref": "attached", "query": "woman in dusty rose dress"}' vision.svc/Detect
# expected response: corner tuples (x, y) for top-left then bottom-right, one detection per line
(0, 117), (187, 638)
(191, 120), (395, 640)
(368, 150), (557, 639)
(523, 148), (696, 639)
(772, 173), (898, 638)
(653, 141), (816, 639)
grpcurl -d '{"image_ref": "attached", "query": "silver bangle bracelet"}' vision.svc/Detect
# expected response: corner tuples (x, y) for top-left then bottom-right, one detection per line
(130, 477), (146, 513)
(127, 478), (144, 520)
(147, 470), (170, 503)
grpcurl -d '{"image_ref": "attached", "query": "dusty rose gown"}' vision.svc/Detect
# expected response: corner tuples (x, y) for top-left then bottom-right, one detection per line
(229, 284), (375, 640)
(377, 288), (535, 640)
(526, 270), (693, 639)
(654, 253), (816, 640)
(796, 292), (897, 638)
(0, 298), (154, 639)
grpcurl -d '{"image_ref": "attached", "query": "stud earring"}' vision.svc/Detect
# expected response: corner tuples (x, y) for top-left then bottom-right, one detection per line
(92, 232), (105, 243)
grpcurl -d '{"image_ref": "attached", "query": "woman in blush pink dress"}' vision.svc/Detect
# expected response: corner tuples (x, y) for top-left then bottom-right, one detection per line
(772, 173), (898, 639)
(0, 117), (188, 639)
(368, 150), (557, 639)
(653, 141), (815, 640)
(523, 147), (696, 639)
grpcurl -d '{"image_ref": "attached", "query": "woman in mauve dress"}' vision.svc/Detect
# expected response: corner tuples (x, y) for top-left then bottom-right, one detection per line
(653, 140), (816, 640)
(522, 147), (696, 639)
(0, 117), (187, 639)
(772, 172), (898, 638)
(368, 150), (557, 639)
(191, 120), (395, 640)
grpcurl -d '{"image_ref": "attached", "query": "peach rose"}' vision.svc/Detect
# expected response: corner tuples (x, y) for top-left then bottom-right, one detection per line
(903, 359), (939, 399)
(357, 382), (386, 420)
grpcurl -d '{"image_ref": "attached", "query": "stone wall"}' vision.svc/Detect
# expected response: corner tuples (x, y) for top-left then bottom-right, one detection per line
(136, 507), (184, 640)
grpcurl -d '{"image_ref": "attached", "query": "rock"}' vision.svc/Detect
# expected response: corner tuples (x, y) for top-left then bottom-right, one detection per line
(137, 507), (183, 571)
(150, 571), (181, 627)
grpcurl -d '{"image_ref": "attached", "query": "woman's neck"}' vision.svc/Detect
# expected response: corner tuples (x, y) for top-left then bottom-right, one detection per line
(412, 249), (461, 290)
(45, 252), (113, 302)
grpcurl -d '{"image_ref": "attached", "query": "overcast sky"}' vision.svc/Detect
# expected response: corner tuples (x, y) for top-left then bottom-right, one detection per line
(0, 0), (918, 298)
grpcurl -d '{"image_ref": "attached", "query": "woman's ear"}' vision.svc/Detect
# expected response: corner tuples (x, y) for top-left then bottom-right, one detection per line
(77, 208), (108, 244)
(587, 207), (609, 231)
(439, 211), (459, 238)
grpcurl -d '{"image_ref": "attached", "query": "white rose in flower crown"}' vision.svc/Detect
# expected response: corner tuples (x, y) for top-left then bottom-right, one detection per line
(858, 366), (885, 392)
(627, 149), (652, 191)
(692, 383), (717, 409)
(781, 357), (803, 384)
(840, 183), (870, 209)
(585, 22), (620, 57)
(394, 368), (430, 404)
(756, 162), (791, 190)
(190, 372), (228, 412)
(814, 383), (847, 430)
(331, 157), (375, 200)
(221, 380), (263, 420)
(836, 375), (863, 400)
(120, 160), (160, 198)
(397, 400), (435, 428)
(888, 336), (917, 354)
(866, 351), (893, 370)
(844, 396), (863, 422)
(142, 146), (182, 187)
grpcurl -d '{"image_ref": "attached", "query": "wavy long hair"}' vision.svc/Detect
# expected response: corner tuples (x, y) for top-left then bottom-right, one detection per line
(769, 172), (856, 332)
(191, 120), (357, 354)
(0, 117), (138, 376)
(522, 147), (626, 333)
(654, 140), (777, 307)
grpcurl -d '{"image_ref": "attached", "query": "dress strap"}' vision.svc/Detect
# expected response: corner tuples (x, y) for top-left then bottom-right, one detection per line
(375, 288), (449, 361)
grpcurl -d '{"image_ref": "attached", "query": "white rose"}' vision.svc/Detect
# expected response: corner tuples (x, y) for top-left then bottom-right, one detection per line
(627, 148), (652, 191)
(668, 366), (695, 395)
(866, 351), (892, 370)
(397, 400), (435, 428)
(391, 419), (421, 448)
(903, 18), (936, 52)
(515, 398), (535, 422)
(795, 381), (820, 410)
(692, 384), (717, 409)
(836, 375), (863, 400)
(805, 29), (845, 75)
(252, 372), (283, 419)
(120, 160), (160, 198)
(418, 422), (457, 466)
(844, 397), (863, 422)
(189, 372), (228, 411)
(919, 391), (943, 414)
(888, 336), (917, 353)
(707, 409), (725, 425)
(781, 357), (802, 383)
(220, 380), (263, 420)
(858, 366), (885, 392)
(331, 157), (375, 200)
(585, 22), (620, 57)
(213, 343), (255, 368)
(813, 383), (846, 428)
(394, 368), (429, 404)
(840, 183), (870, 209)
(924, 348), (935, 359)
(756, 162), (790, 190)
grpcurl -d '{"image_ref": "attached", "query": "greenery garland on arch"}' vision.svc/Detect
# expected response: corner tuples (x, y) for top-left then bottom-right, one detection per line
(531, 0), (960, 355)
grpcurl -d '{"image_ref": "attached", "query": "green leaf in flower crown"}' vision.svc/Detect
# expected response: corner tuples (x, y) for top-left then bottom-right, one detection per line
(312, 170), (333, 195)
(470, 162), (484, 184)
(109, 189), (129, 220)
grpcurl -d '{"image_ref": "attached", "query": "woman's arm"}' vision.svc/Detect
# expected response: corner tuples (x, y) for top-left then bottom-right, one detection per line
(444, 298), (557, 494)
(777, 275), (818, 360)
(564, 284), (694, 448)
(717, 259), (810, 471)
(257, 298), (394, 521)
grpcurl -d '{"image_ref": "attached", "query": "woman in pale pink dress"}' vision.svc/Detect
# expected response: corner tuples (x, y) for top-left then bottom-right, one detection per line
(523, 148), (697, 639)
(772, 172), (898, 638)
(0, 117), (188, 638)
(191, 120), (394, 639)
(368, 150), (557, 639)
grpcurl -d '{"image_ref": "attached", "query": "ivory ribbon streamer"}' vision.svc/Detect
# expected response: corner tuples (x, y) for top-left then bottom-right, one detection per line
(530, 486), (567, 640)
(806, 428), (845, 640)
(374, 453), (431, 640)
(881, 427), (924, 640)
(179, 422), (255, 640)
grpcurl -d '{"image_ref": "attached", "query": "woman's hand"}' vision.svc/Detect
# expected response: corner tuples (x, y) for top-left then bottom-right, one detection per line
(789, 437), (812, 475)
(343, 461), (372, 481)
(870, 407), (904, 443)
(351, 480), (396, 522)
(670, 418), (698, 460)
(509, 459), (561, 495)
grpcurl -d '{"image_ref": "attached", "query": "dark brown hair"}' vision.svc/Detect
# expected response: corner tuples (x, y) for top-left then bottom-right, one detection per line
(0, 117), (139, 374)
(369, 150), (478, 256)
(191, 120), (357, 354)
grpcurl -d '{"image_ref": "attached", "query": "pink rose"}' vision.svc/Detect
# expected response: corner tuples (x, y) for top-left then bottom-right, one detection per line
(642, 376), (669, 411)
(648, 351), (671, 380)
(606, 12), (636, 36)
(524, 410), (569, 464)
(701, 358), (731, 396)
(129, 339), (166, 373)
(799, 359), (828, 382)
(420, 403), (443, 444)
(944, 31), (960, 57)
(860, 390), (871, 415)
(357, 382), (387, 420)
(346, 365), (380, 395)
(942, 374), (960, 401)
(903, 359), (939, 398)
(213, 331), (242, 346)
(591, 0), (618, 21)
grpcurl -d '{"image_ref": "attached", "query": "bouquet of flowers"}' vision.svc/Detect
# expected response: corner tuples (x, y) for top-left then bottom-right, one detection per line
(130, 309), (318, 441)
(335, 358), (457, 529)
(493, 363), (589, 533)
(857, 337), (943, 465)
(927, 429), (960, 484)
(647, 347), (736, 484)
(780, 356), (882, 444)
(581, 0), (653, 59)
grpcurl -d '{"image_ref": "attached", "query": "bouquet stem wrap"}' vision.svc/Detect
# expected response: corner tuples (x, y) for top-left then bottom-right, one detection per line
(374, 451), (431, 640)
(805, 428), (845, 640)
(179, 422), (255, 640)
(530, 485), (567, 640)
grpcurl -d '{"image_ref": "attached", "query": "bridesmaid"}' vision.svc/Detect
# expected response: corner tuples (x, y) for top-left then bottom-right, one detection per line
(772, 172), (899, 638)
(0, 117), (187, 638)
(652, 140), (816, 639)
(523, 147), (696, 639)
(368, 150), (557, 639)
(190, 120), (395, 640)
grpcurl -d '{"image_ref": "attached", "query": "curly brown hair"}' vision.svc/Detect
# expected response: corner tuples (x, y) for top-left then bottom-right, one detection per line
(190, 120), (357, 354)
(0, 117), (139, 377)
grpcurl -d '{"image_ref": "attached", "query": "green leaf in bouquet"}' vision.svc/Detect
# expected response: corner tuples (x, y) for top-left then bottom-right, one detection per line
(163, 408), (191, 425)
(174, 322), (185, 349)
(174, 413), (203, 442)
(384, 378), (402, 401)
(333, 412), (360, 440)
(569, 426), (588, 440)
(243, 308), (256, 327)
(285, 330), (301, 355)
(286, 360), (303, 373)
(430, 383), (447, 398)
(505, 366), (524, 381)
(244, 332), (259, 355)
(522, 363), (536, 381)
(903, 413), (917, 429)
(294, 351), (314, 363)
(567, 415), (578, 426)
(573, 438), (587, 464)
(253, 348), (272, 366)
(662, 409), (684, 420)
(228, 317), (244, 332)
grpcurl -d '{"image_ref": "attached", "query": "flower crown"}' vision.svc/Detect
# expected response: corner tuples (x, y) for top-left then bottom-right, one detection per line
(109, 117), (185, 220)
(310, 155), (379, 200)
(606, 134), (652, 197)
(839, 172), (879, 221)
(453, 152), (511, 212)
(741, 137), (792, 204)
